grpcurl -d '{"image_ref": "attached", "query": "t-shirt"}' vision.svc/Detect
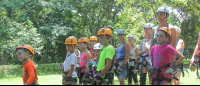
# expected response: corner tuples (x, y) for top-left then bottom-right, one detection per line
(150, 44), (177, 68)
(23, 60), (38, 85)
(64, 52), (77, 78)
(79, 51), (91, 72)
(97, 45), (115, 71)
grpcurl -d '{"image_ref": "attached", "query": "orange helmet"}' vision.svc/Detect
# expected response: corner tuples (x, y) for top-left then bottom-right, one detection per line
(16, 44), (34, 58)
(65, 36), (77, 45)
(90, 36), (98, 42)
(157, 27), (171, 41)
(97, 28), (113, 38)
(78, 37), (90, 45)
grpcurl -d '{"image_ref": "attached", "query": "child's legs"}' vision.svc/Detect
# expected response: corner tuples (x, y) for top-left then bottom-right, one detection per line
(174, 68), (181, 85)
(148, 71), (152, 85)
(139, 63), (147, 85)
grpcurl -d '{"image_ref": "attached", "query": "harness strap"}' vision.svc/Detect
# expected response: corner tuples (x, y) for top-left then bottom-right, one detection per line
(139, 54), (149, 77)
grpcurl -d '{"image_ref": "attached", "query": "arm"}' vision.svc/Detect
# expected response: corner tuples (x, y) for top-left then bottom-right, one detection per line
(123, 42), (131, 64)
(190, 31), (200, 65)
(68, 64), (75, 77)
(138, 40), (147, 56)
(150, 27), (156, 52)
(26, 66), (36, 85)
(170, 27), (177, 67)
(86, 51), (91, 73)
(99, 58), (112, 76)
(174, 51), (185, 66)
(135, 47), (139, 59)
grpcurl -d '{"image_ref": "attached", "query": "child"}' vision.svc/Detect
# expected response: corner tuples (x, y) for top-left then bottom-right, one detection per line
(61, 36), (78, 85)
(90, 36), (98, 60)
(138, 23), (155, 85)
(93, 27), (115, 85)
(128, 35), (139, 85)
(150, 27), (184, 85)
(16, 44), (39, 85)
(115, 29), (131, 85)
(78, 37), (92, 85)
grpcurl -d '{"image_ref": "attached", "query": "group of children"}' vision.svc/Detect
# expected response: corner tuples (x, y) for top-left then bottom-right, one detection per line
(15, 6), (199, 85)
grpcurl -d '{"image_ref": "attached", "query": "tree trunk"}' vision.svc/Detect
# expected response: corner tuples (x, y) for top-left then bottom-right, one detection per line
(2, 49), (10, 65)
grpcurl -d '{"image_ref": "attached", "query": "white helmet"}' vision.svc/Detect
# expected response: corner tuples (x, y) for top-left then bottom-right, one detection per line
(117, 29), (126, 35)
(93, 43), (103, 50)
(128, 35), (136, 40)
(157, 7), (170, 14)
(176, 26), (181, 34)
(143, 23), (155, 29)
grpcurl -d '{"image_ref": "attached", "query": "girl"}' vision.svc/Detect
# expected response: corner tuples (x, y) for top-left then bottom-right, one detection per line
(150, 27), (184, 85)
(138, 23), (155, 85)
(90, 36), (98, 60)
(78, 37), (92, 85)
(128, 35), (139, 85)
(115, 29), (131, 85)
(62, 36), (78, 85)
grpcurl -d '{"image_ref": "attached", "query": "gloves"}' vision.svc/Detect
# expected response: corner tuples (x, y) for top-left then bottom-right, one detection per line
(191, 62), (197, 72)
(82, 72), (92, 83)
(86, 62), (97, 71)
(94, 73), (104, 83)
(165, 63), (179, 75)
(25, 82), (30, 85)
(117, 63), (126, 74)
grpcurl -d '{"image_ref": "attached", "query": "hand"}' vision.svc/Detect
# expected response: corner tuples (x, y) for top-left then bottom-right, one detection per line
(165, 63), (178, 75)
(117, 63), (126, 74)
(94, 73), (104, 83)
(191, 63), (197, 72)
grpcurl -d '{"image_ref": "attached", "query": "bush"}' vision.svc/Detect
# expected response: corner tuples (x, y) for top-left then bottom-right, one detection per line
(0, 63), (63, 78)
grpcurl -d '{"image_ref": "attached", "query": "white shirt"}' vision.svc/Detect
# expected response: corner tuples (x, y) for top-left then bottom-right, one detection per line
(64, 52), (77, 78)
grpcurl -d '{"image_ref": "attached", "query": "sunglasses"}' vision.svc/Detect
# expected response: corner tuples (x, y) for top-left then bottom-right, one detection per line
(117, 34), (125, 36)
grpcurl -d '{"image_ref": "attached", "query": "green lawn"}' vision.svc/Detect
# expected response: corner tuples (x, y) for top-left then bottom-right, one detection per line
(0, 65), (200, 85)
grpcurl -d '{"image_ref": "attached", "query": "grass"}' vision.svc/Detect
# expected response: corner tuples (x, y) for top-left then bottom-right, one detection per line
(0, 65), (200, 85)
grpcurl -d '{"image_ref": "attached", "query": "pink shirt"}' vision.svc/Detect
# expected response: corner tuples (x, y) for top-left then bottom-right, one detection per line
(79, 51), (90, 72)
(150, 44), (177, 68)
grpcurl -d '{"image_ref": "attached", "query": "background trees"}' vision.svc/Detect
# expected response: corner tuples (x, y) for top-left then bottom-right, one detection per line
(0, 0), (199, 65)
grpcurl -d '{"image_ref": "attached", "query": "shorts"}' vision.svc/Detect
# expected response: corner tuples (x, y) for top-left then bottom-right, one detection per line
(118, 68), (127, 78)
(152, 67), (172, 85)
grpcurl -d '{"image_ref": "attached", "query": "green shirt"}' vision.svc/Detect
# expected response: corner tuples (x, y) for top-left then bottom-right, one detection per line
(97, 45), (115, 71)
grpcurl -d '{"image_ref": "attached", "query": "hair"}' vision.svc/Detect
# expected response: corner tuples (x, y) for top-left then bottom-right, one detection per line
(16, 48), (33, 56)
(83, 42), (91, 51)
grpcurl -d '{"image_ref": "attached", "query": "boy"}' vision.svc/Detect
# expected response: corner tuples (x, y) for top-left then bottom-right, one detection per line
(16, 44), (39, 85)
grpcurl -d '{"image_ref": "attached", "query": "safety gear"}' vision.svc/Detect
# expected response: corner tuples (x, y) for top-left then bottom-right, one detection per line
(63, 75), (73, 85)
(82, 72), (93, 84)
(90, 36), (98, 42)
(78, 37), (90, 45)
(16, 44), (34, 58)
(175, 26), (181, 34)
(157, 7), (170, 14)
(86, 61), (97, 71)
(157, 27), (171, 41)
(191, 63), (197, 72)
(97, 28), (113, 38)
(117, 62), (127, 74)
(165, 63), (179, 75)
(65, 36), (77, 45)
(128, 35), (136, 41)
(143, 23), (155, 29)
(117, 29), (126, 35)
(93, 43), (103, 50)
(94, 73), (105, 83)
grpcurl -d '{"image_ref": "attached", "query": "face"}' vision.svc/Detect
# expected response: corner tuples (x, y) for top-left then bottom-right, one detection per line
(177, 32), (180, 37)
(16, 49), (26, 62)
(98, 35), (105, 45)
(144, 27), (151, 35)
(66, 44), (73, 52)
(93, 49), (101, 58)
(117, 34), (126, 41)
(91, 40), (97, 47)
(128, 37), (135, 44)
(156, 31), (168, 44)
(157, 12), (167, 23)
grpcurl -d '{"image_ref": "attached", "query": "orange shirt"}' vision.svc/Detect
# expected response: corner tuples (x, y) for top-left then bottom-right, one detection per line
(22, 60), (38, 85)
